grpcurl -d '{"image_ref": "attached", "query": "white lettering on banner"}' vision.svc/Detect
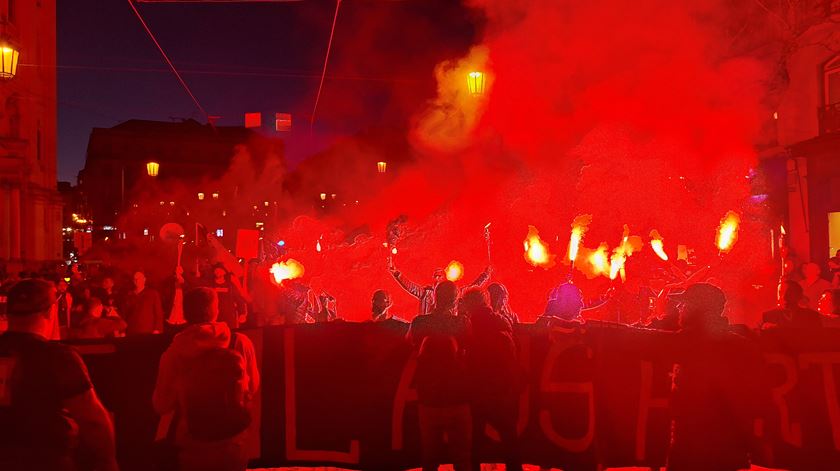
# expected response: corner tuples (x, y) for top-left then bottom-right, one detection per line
(283, 328), (360, 463)
(538, 336), (595, 452)
(391, 353), (418, 450)
(764, 353), (802, 447)
(485, 334), (531, 441)
(635, 360), (670, 461)
(799, 352), (840, 451)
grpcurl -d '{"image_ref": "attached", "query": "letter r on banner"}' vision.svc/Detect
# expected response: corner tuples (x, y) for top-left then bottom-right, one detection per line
(284, 328), (361, 463)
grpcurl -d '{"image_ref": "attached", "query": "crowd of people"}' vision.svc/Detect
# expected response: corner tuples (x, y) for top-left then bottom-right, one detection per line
(0, 252), (839, 471)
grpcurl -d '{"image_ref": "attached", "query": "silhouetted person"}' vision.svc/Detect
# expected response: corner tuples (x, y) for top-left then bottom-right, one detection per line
(153, 287), (260, 471)
(407, 280), (472, 471)
(390, 264), (490, 315)
(762, 280), (822, 328)
(73, 297), (127, 339)
(667, 283), (762, 471)
(537, 282), (585, 327)
(371, 289), (407, 327)
(487, 282), (519, 326)
(800, 262), (832, 310)
(0, 279), (118, 471)
(122, 271), (164, 335)
(460, 287), (522, 471)
(208, 264), (248, 329)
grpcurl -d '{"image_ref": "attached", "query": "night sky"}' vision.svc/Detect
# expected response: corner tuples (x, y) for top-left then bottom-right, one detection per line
(57, 0), (479, 182)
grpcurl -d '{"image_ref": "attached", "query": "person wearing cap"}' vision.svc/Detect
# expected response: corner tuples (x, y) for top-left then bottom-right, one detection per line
(0, 279), (118, 471)
(667, 282), (764, 471)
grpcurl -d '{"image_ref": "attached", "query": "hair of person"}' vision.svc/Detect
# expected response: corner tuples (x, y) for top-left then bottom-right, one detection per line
(461, 286), (489, 309)
(434, 280), (458, 310)
(6, 279), (56, 318)
(184, 287), (218, 324)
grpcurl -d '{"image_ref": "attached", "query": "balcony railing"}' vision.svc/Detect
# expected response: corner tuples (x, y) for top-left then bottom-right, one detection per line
(819, 102), (840, 135)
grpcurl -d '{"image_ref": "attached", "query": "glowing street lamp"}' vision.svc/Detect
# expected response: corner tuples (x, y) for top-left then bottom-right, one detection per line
(377, 161), (387, 174)
(146, 161), (160, 177)
(0, 45), (20, 79)
(467, 71), (486, 96)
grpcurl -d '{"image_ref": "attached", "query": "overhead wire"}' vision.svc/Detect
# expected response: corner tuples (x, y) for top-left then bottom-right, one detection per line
(309, 0), (342, 135)
(126, 0), (211, 122)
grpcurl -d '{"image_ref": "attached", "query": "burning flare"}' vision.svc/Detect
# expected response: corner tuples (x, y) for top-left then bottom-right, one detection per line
(523, 225), (555, 268)
(270, 259), (305, 284)
(716, 211), (741, 253)
(445, 260), (464, 281)
(588, 243), (610, 277)
(649, 229), (669, 261)
(609, 225), (643, 280)
(568, 215), (593, 263)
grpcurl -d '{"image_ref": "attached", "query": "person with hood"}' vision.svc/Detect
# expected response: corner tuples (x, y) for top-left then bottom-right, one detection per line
(152, 287), (260, 471)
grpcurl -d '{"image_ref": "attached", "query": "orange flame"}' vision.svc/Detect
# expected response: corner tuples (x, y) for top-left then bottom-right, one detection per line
(270, 258), (305, 284)
(588, 243), (610, 276)
(445, 260), (464, 281)
(780, 225), (786, 235)
(716, 211), (741, 253)
(568, 214), (593, 262)
(608, 225), (643, 280)
(649, 229), (669, 261)
(523, 225), (554, 268)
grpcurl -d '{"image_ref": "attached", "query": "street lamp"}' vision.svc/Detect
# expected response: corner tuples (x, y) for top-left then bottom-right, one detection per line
(146, 161), (160, 177)
(467, 71), (486, 96)
(377, 161), (387, 174)
(0, 45), (20, 79)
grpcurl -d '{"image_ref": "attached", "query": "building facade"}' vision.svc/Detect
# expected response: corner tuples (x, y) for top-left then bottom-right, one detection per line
(774, 4), (840, 271)
(0, 0), (62, 271)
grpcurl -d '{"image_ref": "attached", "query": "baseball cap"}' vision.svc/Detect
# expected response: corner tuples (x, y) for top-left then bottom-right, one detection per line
(7, 279), (56, 316)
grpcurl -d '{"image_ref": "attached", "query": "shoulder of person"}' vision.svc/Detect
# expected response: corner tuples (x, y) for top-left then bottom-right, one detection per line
(232, 332), (255, 352)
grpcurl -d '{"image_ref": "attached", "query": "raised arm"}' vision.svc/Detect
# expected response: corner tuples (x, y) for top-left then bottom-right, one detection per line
(468, 266), (492, 287)
(390, 268), (425, 300)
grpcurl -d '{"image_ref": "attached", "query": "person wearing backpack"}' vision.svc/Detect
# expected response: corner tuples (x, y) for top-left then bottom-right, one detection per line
(152, 287), (260, 471)
(407, 280), (473, 471)
(0, 279), (118, 471)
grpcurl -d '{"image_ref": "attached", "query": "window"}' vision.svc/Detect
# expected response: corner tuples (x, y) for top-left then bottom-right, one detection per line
(6, 96), (20, 138)
(824, 55), (840, 106)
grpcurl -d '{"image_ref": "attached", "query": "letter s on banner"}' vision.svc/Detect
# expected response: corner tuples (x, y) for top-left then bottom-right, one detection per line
(284, 328), (361, 463)
(538, 333), (595, 452)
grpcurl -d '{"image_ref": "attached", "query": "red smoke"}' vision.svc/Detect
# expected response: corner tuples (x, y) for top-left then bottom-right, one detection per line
(121, 0), (780, 325)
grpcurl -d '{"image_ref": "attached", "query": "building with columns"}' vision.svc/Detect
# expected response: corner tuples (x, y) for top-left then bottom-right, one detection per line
(0, 0), (62, 272)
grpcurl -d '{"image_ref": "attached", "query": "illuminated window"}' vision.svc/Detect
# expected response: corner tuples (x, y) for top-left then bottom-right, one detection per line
(216, 229), (224, 237)
(212, 192), (219, 200)
(143, 228), (149, 236)
(275, 112), (292, 132)
(198, 192), (205, 200)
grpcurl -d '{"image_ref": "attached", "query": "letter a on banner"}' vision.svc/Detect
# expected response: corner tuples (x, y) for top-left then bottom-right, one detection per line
(284, 328), (361, 463)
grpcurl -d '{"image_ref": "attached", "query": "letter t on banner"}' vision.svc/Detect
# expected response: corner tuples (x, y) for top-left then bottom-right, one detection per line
(635, 361), (669, 461)
(284, 329), (361, 463)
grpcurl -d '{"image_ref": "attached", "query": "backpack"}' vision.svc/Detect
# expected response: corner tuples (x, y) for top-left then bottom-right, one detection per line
(180, 335), (252, 441)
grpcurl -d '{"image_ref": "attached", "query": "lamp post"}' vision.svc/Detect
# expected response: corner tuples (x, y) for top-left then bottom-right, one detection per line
(0, 44), (20, 79)
(377, 161), (387, 174)
(467, 71), (486, 96)
(146, 161), (160, 177)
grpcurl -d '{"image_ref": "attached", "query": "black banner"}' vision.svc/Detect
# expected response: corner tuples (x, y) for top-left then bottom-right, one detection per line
(70, 323), (840, 470)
